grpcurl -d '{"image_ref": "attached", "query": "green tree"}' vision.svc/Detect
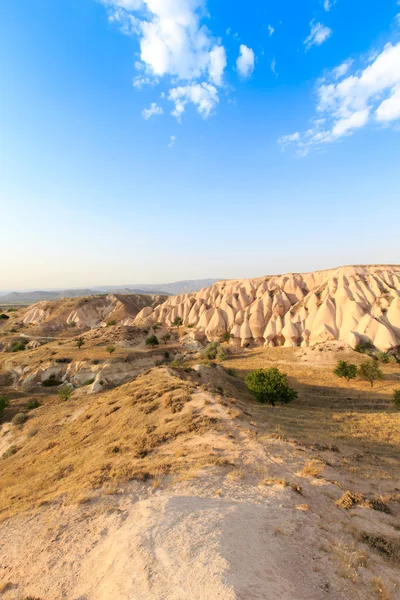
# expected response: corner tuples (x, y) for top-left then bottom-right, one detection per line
(358, 361), (384, 387)
(333, 360), (357, 382)
(76, 337), (85, 349)
(58, 387), (73, 401)
(106, 345), (116, 355)
(146, 334), (159, 347)
(392, 389), (400, 410)
(162, 333), (171, 344)
(172, 317), (183, 328)
(222, 332), (232, 342)
(152, 322), (162, 331)
(0, 395), (10, 414)
(245, 368), (298, 407)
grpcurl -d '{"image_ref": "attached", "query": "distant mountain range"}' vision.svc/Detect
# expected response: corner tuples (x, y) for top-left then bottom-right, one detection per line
(0, 279), (221, 305)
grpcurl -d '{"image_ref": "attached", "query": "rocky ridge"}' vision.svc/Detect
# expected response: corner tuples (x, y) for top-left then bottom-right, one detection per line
(133, 265), (400, 351)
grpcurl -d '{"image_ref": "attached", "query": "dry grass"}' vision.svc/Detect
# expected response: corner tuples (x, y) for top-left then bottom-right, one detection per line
(371, 577), (392, 600)
(331, 538), (368, 582)
(300, 459), (324, 478)
(0, 368), (231, 520)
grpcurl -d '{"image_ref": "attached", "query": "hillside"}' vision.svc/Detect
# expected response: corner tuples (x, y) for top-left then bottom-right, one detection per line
(134, 265), (400, 352)
(0, 267), (399, 599)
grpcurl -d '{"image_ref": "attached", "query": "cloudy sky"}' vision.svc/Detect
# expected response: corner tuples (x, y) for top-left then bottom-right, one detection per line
(1, 0), (399, 289)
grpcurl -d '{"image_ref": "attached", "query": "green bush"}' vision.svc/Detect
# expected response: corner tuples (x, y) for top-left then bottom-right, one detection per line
(106, 345), (116, 355)
(162, 333), (171, 344)
(203, 342), (220, 360)
(0, 395), (10, 413)
(358, 361), (384, 387)
(76, 337), (85, 349)
(376, 352), (390, 364)
(355, 341), (374, 354)
(333, 360), (357, 382)
(0, 313), (9, 320)
(58, 387), (73, 401)
(25, 399), (41, 411)
(222, 332), (232, 342)
(2, 445), (18, 459)
(245, 368), (298, 406)
(172, 317), (183, 328)
(152, 322), (162, 331)
(216, 345), (230, 361)
(12, 412), (28, 426)
(42, 373), (62, 387)
(106, 320), (116, 327)
(393, 390), (400, 410)
(145, 335), (159, 347)
(11, 340), (26, 353)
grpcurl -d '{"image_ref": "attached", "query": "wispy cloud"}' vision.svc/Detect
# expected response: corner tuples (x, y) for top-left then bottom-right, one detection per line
(304, 20), (332, 50)
(278, 41), (400, 154)
(323, 0), (336, 12)
(236, 44), (255, 79)
(268, 24), (274, 36)
(141, 102), (163, 120)
(271, 57), (277, 77)
(168, 135), (176, 148)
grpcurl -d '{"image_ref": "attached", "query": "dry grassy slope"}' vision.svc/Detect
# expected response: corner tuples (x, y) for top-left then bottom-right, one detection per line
(134, 264), (400, 351)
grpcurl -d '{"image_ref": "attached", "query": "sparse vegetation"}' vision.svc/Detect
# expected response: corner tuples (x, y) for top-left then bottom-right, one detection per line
(355, 341), (374, 354)
(42, 373), (62, 387)
(145, 334), (159, 347)
(76, 337), (85, 349)
(161, 333), (171, 344)
(172, 317), (183, 328)
(0, 395), (10, 414)
(106, 345), (116, 355)
(358, 361), (384, 387)
(10, 340), (27, 352)
(245, 368), (298, 406)
(393, 389), (400, 410)
(203, 341), (220, 360)
(152, 322), (162, 331)
(58, 387), (73, 401)
(333, 360), (357, 382)
(12, 412), (28, 426)
(25, 399), (41, 411)
(106, 319), (116, 327)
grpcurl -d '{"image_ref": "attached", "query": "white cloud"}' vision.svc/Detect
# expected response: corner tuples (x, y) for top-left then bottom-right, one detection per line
(278, 132), (300, 147)
(169, 82), (219, 120)
(323, 0), (335, 11)
(271, 57), (277, 77)
(278, 41), (400, 154)
(268, 24), (274, 36)
(396, 13), (400, 26)
(101, 0), (227, 120)
(168, 135), (176, 147)
(331, 59), (353, 79)
(304, 21), (332, 50)
(141, 102), (164, 119)
(236, 44), (255, 79)
(376, 86), (400, 122)
(208, 45), (227, 86)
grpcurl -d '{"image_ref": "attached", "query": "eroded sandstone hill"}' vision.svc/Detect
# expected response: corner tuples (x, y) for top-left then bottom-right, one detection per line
(21, 293), (168, 330)
(134, 265), (400, 351)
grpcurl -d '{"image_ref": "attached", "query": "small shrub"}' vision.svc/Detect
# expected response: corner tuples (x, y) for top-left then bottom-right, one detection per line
(0, 313), (9, 320)
(55, 357), (72, 364)
(145, 335), (159, 347)
(216, 345), (230, 361)
(106, 320), (116, 327)
(393, 389), (400, 410)
(58, 387), (73, 401)
(0, 395), (10, 414)
(222, 332), (232, 342)
(358, 361), (384, 387)
(187, 323), (195, 328)
(82, 378), (95, 386)
(42, 373), (62, 387)
(355, 341), (374, 354)
(152, 322), (162, 331)
(203, 342), (220, 360)
(333, 360), (357, 382)
(161, 333), (171, 344)
(172, 317), (183, 328)
(376, 352), (390, 364)
(2, 445), (18, 459)
(12, 412), (28, 426)
(11, 340), (26, 353)
(76, 337), (85, 349)
(245, 368), (298, 406)
(25, 399), (41, 411)
(106, 345), (116, 355)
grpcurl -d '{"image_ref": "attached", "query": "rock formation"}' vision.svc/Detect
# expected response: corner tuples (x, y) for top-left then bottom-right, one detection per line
(134, 265), (400, 352)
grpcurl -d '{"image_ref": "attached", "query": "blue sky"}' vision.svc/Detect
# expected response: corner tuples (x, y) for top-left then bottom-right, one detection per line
(1, 0), (399, 290)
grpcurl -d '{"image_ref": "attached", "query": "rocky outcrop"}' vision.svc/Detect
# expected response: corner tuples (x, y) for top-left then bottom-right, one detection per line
(134, 265), (400, 352)
(21, 294), (167, 330)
